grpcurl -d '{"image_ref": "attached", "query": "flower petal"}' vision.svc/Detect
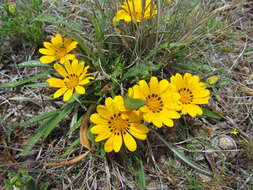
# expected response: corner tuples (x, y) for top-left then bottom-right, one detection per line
(90, 113), (108, 125)
(115, 10), (132, 22)
(149, 76), (159, 94)
(43, 42), (54, 50)
(53, 87), (67, 98)
(47, 78), (65, 88)
(54, 64), (68, 77)
(51, 33), (63, 47)
(90, 125), (110, 134)
(95, 131), (111, 142)
(97, 105), (112, 119)
(79, 77), (93, 85)
(63, 89), (73, 102)
(128, 129), (147, 140)
(75, 86), (86, 94)
(104, 135), (114, 152)
(113, 134), (122, 152)
(40, 56), (56, 64)
(123, 132), (137, 152)
(66, 41), (78, 52)
(39, 48), (55, 55)
(65, 54), (75, 61)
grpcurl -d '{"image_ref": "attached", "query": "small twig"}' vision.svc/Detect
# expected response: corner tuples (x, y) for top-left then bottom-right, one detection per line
(229, 35), (248, 72)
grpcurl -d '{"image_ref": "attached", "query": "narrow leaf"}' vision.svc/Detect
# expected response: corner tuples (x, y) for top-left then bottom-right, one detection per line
(124, 96), (146, 110)
(61, 138), (80, 158)
(153, 129), (213, 176)
(67, 116), (84, 135)
(134, 155), (146, 189)
(25, 83), (48, 88)
(0, 71), (54, 88)
(17, 60), (51, 68)
(145, 42), (188, 61)
(42, 103), (74, 140)
(21, 118), (53, 156)
(21, 103), (74, 155)
(201, 108), (222, 120)
(13, 109), (60, 127)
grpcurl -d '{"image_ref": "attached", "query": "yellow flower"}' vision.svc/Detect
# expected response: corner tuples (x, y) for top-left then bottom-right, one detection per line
(230, 129), (239, 135)
(206, 75), (219, 85)
(46, 59), (93, 102)
(90, 96), (149, 152)
(128, 77), (181, 128)
(170, 73), (210, 118)
(114, 0), (158, 22)
(39, 33), (78, 64)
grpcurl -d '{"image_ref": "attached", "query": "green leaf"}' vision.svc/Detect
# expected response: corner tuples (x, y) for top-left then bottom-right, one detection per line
(145, 42), (188, 61)
(61, 138), (80, 158)
(153, 130), (213, 176)
(134, 155), (146, 189)
(67, 115), (84, 135)
(34, 16), (82, 31)
(201, 108), (222, 120)
(0, 71), (54, 88)
(124, 96), (146, 110)
(123, 61), (161, 80)
(17, 60), (51, 68)
(21, 103), (74, 156)
(24, 83), (48, 88)
(13, 109), (61, 127)
(92, 16), (103, 41)
(42, 103), (75, 140)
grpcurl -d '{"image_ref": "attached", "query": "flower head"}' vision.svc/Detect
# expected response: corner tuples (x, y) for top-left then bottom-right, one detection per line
(47, 59), (93, 102)
(170, 73), (210, 117)
(90, 96), (149, 152)
(114, 0), (157, 22)
(128, 77), (181, 128)
(230, 129), (239, 135)
(39, 33), (78, 64)
(206, 75), (219, 85)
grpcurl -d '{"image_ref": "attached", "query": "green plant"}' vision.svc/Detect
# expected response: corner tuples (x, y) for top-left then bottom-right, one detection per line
(0, 0), (44, 46)
(4, 171), (49, 190)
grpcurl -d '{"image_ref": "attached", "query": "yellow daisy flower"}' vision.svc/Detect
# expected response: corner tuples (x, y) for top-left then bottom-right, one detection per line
(90, 96), (149, 152)
(230, 129), (239, 135)
(128, 77), (181, 128)
(170, 73), (210, 118)
(39, 33), (78, 64)
(46, 59), (93, 102)
(114, 0), (158, 22)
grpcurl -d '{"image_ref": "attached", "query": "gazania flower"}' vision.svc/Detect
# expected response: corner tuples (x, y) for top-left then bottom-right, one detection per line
(114, 0), (157, 22)
(128, 77), (181, 128)
(46, 59), (93, 102)
(39, 33), (78, 64)
(170, 73), (210, 117)
(90, 96), (149, 152)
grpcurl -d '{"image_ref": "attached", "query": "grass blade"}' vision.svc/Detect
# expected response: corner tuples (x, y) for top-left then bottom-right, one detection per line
(0, 71), (54, 88)
(134, 155), (146, 189)
(13, 109), (61, 127)
(153, 129), (213, 176)
(21, 103), (75, 156)
(17, 60), (51, 68)
(24, 83), (48, 88)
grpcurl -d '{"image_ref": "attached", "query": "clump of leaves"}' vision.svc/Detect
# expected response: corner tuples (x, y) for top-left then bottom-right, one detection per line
(4, 170), (49, 190)
(0, 0), (44, 46)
